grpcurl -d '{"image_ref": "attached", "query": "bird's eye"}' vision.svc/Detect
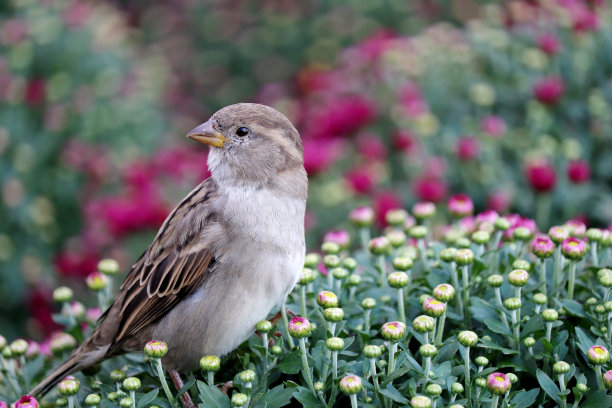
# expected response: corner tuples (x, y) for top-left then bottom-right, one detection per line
(235, 127), (250, 137)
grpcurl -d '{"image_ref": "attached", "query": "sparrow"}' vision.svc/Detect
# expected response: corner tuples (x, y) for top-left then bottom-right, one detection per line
(31, 103), (308, 400)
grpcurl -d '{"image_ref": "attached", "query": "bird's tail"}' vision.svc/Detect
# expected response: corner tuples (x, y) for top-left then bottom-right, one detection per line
(29, 353), (83, 397)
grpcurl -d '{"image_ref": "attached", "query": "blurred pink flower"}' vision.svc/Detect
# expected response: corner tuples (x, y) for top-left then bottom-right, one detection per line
(459, 216), (476, 233)
(345, 167), (376, 194)
(503, 215), (538, 240)
(324, 230), (350, 249)
(54, 250), (99, 278)
(567, 160), (591, 184)
(526, 160), (556, 192)
(357, 134), (387, 161)
(353, 29), (396, 61)
(486, 191), (511, 213)
(413, 177), (447, 203)
(393, 130), (418, 153)
(303, 139), (344, 175)
(456, 137), (479, 161)
(399, 82), (429, 117)
(423, 156), (447, 179)
(537, 33), (561, 55)
(565, 219), (587, 236)
(24, 78), (45, 106)
(0, 18), (28, 45)
(533, 76), (564, 105)
(307, 96), (376, 139)
(448, 194), (474, 217)
(374, 191), (403, 227)
(476, 209), (499, 225)
(480, 116), (506, 138)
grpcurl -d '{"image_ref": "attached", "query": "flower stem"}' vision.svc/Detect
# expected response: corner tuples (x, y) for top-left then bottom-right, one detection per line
(418, 239), (428, 269)
(364, 309), (371, 334)
(558, 374), (567, 408)
(553, 247), (563, 297)
(378, 256), (386, 288)
(512, 310), (520, 348)
(435, 309), (446, 347)
(350, 394), (358, 408)
(490, 395), (499, 408)
(154, 359), (176, 408)
(281, 303), (295, 349)
(567, 261), (577, 301)
(360, 228), (370, 250)
(332, 351), (338, 380)
(461, 265), (471, 326)
(422, 356), (431, 388)
(592, 243), (599, 267)
(68, 396), (74, 408)
(298, 338), (316, 396)
(494, 288), (510, 329)
(539, 258), (547, 297)
(450, 262), (464, 318)
(370, 358), (380, 393)
(463, 346), (472, 408)
(546, 322), (553, 343)
(300, 286), (308, 318)
(397, 288), (406, 324)
(596, 365), (605, 390)
(388, 342), (398, 377)
(207, 371), (214, 386)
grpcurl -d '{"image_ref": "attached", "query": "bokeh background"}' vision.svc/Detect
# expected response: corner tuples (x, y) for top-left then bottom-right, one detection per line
(1, 0), (611, 340)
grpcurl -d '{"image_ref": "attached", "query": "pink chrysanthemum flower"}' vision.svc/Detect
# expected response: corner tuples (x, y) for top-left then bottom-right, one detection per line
(560, 237), (587, 261)
(487, 372), (511, 395)
(447, 194), (473, 218)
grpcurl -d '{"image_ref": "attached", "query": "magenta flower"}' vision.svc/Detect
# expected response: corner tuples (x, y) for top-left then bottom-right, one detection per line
(323, 230), (350, 249)
(537, 33), (561, 55)
(548, 226), (569, 244)
(393, 130), (418, 153)
(0, 401), (7, 408)
(567, 160), (591, 184)
(349, 206), (374, 227)
(357, 134), (387, 161)
(480, 115), (506, 138)
(561, 237), (587, 261)
(475, 209), (499, 225)
(86, 307), (102, 322)
(413, 177), (448, 203)
(423, 297), (447, 317)
(368, 236), (390, 256)
(412, 202), (436, 219)
(303, 139), (343, 175)
(526, 160), (556, 192)
(447, 194), (474, 218)
(533, 76), (564, 105)
(15, 396), (39, 408)
(532, 236), (555, 259)
(373, 191), (403, 227)
(603, 370), (612, 389)
(287, 317), (311, 338)
(565, 219), (587, 237)
(487, 372), (511, 395)
(456, 136), (479, 161)
(345, 166), (377, 194)
(486, 191), (511, 213)
(85, 271), (109, 291)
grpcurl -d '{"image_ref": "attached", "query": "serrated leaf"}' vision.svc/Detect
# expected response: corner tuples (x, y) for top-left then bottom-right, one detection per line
(510, 389), (539, 408)
(292, 386), (320, 408)
(197, 380), (231, 408)
(483, 318), (512, 336)
(254, 384), (294, 408)
(536, 369), (562, 406)
(277, 350), (303, 375)
(136, 389), (159, 408)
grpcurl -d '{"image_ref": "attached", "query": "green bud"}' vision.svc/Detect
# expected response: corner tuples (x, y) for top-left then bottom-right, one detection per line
(110, 370), (126, 382)
(256, 320), (272, 333)
(425, 383), (442, 396)
(53, 286), (73, 303)
(553, 361), (570, 375)
(419, 344), (438, 358)
(98, 259), (119, 275)
(440, 248), (457, 263)
(451, 382), (464, 393)
(323, 255), (341, 269)
(231, 393), (248, 407)
(326, 337), (345, 351)
(364, 345), (382, 358)
(487, 274), (504, 288)
(200, 355), (221, 372)
(238, 370), (255, 383)
(304, 253), (321, 268)
(343, 257), (358, 271)
(475, 356), (489, 367)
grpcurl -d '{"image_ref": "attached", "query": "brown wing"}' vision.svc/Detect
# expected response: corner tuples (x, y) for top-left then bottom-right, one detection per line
(101, 178), (220, 350)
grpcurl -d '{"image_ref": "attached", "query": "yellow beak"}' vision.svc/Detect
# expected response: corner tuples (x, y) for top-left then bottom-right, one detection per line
(187, 120), (226, 148)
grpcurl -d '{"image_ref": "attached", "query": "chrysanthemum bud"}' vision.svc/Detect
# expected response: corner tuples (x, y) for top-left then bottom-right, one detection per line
(317, 291), (339, 308)
(369, 237), (391, 256)
(349, 206), (374, 227)
(487, 274), (503, 288)
(423, 297), (446, 317)
(603, 370), (612, 390)
(598, 269), (612, 288)
(386, 209), (408, 226)
(238, 370), (255, 384)
(542, 309), (558, 322)
(299, 268), (316, 285)
(330, 268), (348, 281)
(533, 293), (547, 305)
(323, 255), (341, 269)
(326, 337), (344, 351)
(553, 361), (570, 375)
(58, 378), (80, 396)
(230, 393), (247, 407)
(507, 373), (518, 383)
(595, 304), (606, 314)
(387, 230), (407, 248)
(86, 272), (108, 291)
(413, 202), (436, 220)
(419, 344), (437, 358)
(84, 394), (101, 406)
(304, 253), (321, 268)
(587, 228), (604, 243)
(10, 339), (28, 356)
(432, 283), (455, 302)
(548, 226), (569, 244)
(425, 383), (442, 396)
(513, 227), (532, 241)
(512, 260), (530, 270)
(494, 218), (510, 231)
(15, 396), (39, 408)
(50, 332), (77, 355)
(503, 297), (522, 310)
(409, 226), (428, 239)
(110, 370), (125, 383)
(392, 257), (413, 271)
(532, 236), (555, 259)
(388, 272), (409, 288)
(455, 237), (471, 248)
(448, 195), (474, 218)
(343, 257), (358, 271)
(339, 375), (362, 394)
(381, 321), (406, 341)
(321, 242), (341, 255)
(53, 287), (73, 303)
(106, 393), (118, 402)
(98, 259), (119, 275)
(471, 231), (490, 245)
(475, 356), (489, 367)
(487, 372), (511, 395)
(347, 274), (362, 287)
(413, 315), (435, 333)
(364, 345), (382, 358)
(440, 248), (457, 263)
(576, 383), (588, 393)
(361, 298), (376, 310)
(323, 308), (344, 322)
(143, 340), (167, 358)
(508, 269), (529, 287)
(256, 320), (272, 333)
(561, 237), (587, 260)
(410, 395), (432, 408)
(270, 346), (282, 356)
(457, 331), (478, 347)
(454, 249), (474, 266)
(119, 397), (133, 408)
(587, 345), (610, 365)
(314, 382), (325, 392)
(121, 377), (140, 392)
(288, 317), (311, 338)
(451, 382), (464, 393)
(200, 355), (221, 372)
(586, 297), (598, 308)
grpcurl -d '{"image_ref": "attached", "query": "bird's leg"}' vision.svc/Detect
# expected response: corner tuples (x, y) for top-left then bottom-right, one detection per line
(269, 308), (296, 325)
(221, 381), (234, 394)
(168, 370), (195, 408)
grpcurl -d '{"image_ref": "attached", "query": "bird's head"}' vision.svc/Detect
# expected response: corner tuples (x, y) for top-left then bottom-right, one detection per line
(188, 103), (305, 192)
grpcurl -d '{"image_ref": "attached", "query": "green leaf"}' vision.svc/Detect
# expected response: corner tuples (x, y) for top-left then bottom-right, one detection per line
(581, 390), (612, 407)
(483, 318), (512, 336)
(277, 350), (303, 375)
(510, 389), (539, 408)
(255, 384), (295, 408)
(380, 385), (410, 404)
(478, 338), (518, 355)
(404, 352), (424, 376)
(197, 380), (231, 408)
(176, 378), (196, 398)
(575, 327), (596, 354)
(559, 299), (587, 318)
(536, 369), (562, 406)
(292, 386), (320, 408)
(137, 389), (159, 408)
